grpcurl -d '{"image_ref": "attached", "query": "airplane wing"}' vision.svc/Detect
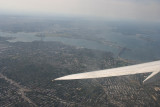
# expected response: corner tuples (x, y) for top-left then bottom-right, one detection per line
(54, 60), (160, 84)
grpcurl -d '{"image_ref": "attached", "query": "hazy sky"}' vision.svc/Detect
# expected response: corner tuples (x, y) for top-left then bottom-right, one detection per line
(0, 0), (160, 21)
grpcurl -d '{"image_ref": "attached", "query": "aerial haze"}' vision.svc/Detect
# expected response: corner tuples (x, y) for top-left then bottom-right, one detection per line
(0, 0), (160, 21)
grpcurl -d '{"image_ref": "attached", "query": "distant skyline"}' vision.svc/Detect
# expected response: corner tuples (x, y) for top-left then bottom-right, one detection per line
(0, 0), (160, 22)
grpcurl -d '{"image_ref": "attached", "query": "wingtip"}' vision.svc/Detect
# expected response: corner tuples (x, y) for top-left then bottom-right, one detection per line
(52, 78), (60, 82)
(53, 78), (60, 81)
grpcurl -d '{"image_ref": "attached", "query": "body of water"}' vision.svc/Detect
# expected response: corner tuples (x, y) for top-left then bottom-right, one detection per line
(0, 31), (160, 62)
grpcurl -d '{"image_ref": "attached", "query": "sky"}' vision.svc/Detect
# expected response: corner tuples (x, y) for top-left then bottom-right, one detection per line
(0, 0), (160, 22)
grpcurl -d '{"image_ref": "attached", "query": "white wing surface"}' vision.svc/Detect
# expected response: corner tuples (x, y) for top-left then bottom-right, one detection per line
(54, 60), (160, 84)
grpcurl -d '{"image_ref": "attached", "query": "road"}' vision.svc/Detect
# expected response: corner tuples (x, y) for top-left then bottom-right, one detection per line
(0, 72), (37, 107)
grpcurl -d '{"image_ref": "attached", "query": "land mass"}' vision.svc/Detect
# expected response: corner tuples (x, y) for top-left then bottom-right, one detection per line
(0, 39), (160, 107)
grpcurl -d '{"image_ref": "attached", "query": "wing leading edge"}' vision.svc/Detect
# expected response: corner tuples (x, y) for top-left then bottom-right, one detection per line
(54, 60), (160, 84)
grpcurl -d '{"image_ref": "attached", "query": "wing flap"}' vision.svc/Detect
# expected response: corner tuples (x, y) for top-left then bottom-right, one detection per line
(143, 71), (160, 84)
